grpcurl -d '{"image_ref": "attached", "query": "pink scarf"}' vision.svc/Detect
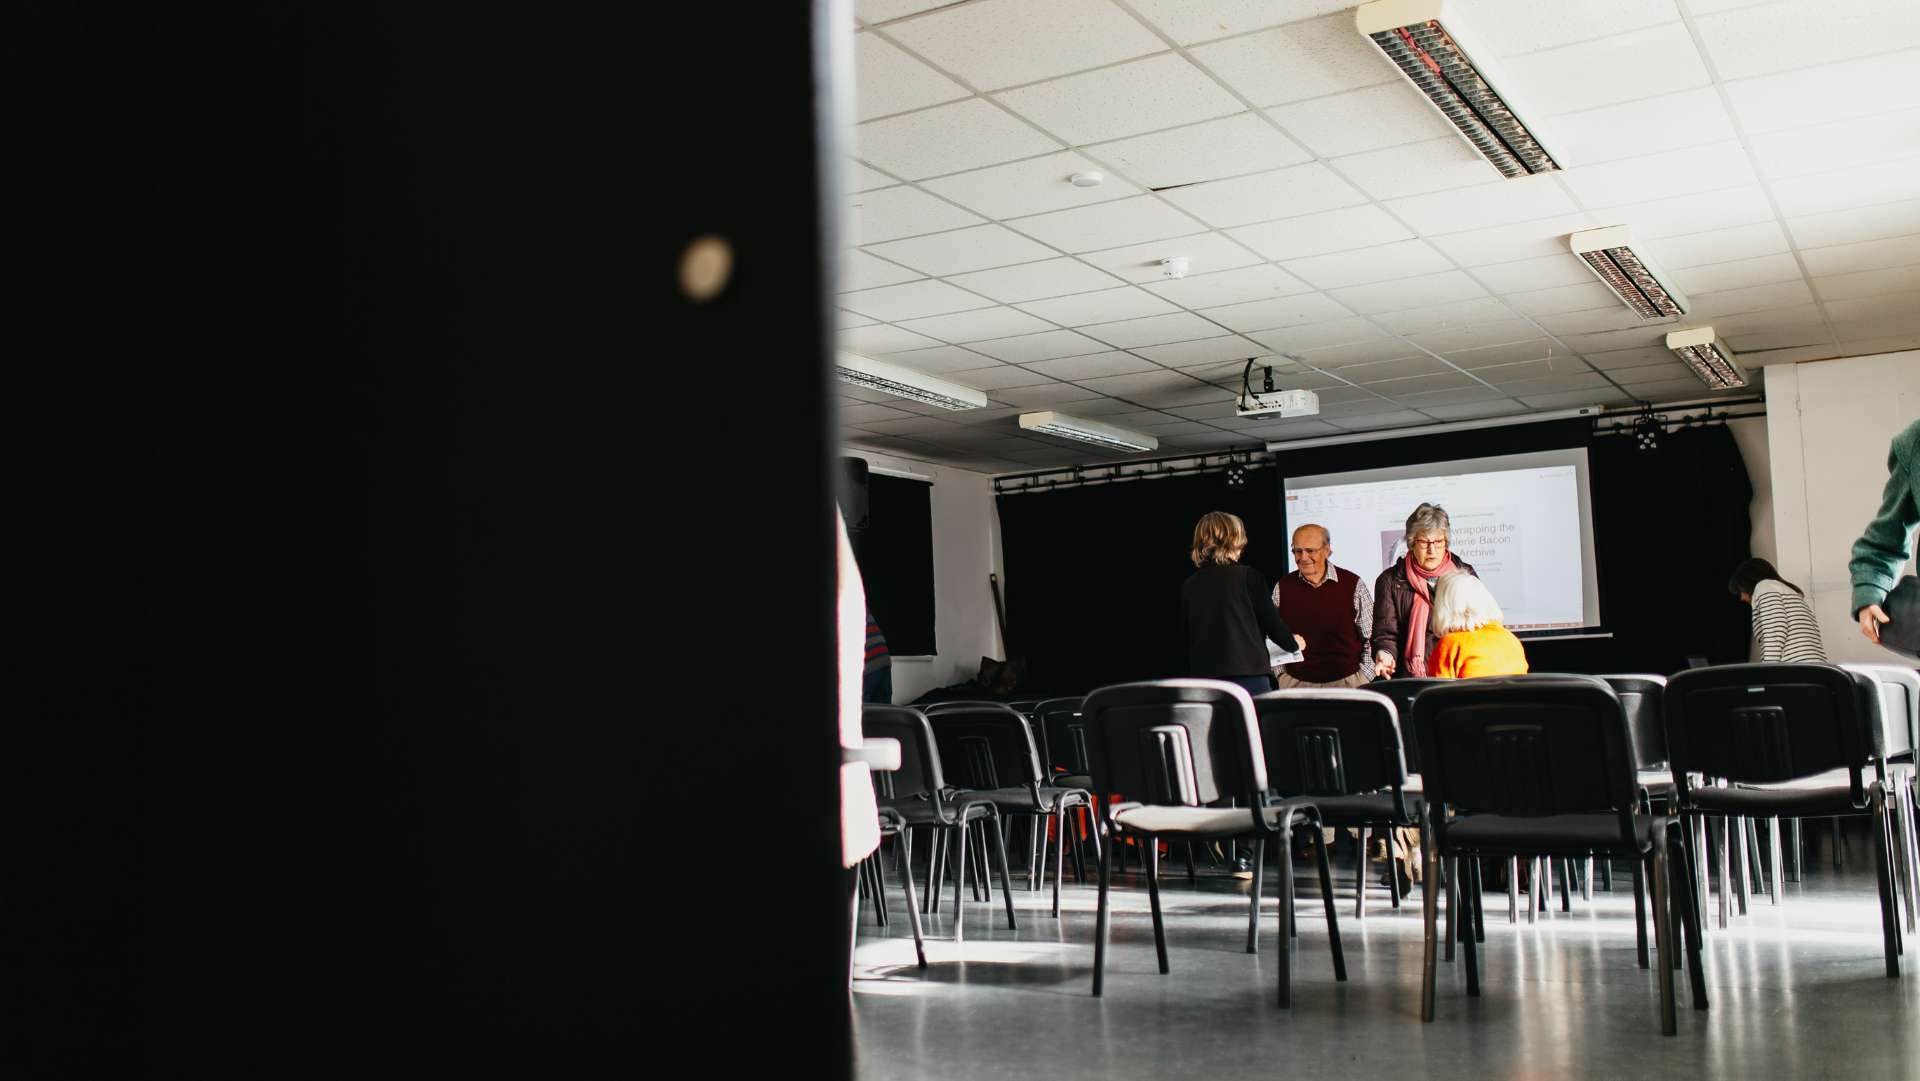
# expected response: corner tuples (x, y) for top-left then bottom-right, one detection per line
(1404, 554), (1456, 677)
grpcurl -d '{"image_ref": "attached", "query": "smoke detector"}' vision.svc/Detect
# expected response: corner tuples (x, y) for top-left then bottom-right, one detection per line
(1160, 257), (1190, 279)
(1068, 171), (1104, 188)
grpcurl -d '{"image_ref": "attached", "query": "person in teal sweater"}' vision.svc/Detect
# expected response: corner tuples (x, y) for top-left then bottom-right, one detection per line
(1852, 418), (1920, 643)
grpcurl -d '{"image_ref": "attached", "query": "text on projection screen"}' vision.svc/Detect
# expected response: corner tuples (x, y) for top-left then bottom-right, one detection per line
(1283, 448), (1602, 636)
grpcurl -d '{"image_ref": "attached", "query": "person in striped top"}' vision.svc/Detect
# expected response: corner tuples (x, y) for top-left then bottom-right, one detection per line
(1729, 558), (1827, 663)
(861, 611), (892, 704)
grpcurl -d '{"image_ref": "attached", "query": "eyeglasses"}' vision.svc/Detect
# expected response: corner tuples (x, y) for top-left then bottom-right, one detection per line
(1410, 537), (1448, 550)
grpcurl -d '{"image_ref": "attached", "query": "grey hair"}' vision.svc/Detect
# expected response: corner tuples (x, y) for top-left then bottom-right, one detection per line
(1292, 522), (1331, 548)
(1404, 502), (1450, 542)
(1430, 572), (1502, 635)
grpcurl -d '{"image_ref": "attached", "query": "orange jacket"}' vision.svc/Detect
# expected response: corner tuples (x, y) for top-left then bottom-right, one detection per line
(1431, 623), (1529, 680)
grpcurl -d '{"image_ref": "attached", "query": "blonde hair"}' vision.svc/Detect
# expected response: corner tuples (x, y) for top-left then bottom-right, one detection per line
(1430, 572), (1502, 635)
(1190, 511), (1247, 567)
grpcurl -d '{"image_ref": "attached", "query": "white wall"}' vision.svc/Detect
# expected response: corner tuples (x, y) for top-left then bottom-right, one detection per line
(1727, 415), (1776, 567)
(843, 446), (1003, 704)
(1764, 351), (1920, 663)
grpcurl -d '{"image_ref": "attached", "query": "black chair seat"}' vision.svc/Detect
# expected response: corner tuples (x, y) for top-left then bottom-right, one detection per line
(1055, 772), (1092, 791)
(1692, 778), (1869, 817)
(1445, 812), (1663, 856)
(1311, 791), (1423, 826)
(880, 795), (995, 827)
(951, 784), (1090, 813)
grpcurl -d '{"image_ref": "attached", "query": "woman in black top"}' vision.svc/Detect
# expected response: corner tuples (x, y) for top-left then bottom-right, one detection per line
(1181, 511), (1304, 697)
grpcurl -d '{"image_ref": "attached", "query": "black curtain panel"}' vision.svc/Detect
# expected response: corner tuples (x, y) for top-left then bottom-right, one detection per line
(997, 418), (1755, 694)
(851, 473), (937, 656)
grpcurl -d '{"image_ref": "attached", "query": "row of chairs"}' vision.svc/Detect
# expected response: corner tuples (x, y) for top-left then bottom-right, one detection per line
(857, 665), (1912, 1035)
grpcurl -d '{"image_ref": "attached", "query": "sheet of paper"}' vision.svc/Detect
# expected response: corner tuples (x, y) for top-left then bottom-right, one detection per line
(1267, 641), (1303, 667)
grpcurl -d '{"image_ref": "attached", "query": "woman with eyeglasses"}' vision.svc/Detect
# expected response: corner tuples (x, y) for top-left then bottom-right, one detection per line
(1370, 503), (1480, 679)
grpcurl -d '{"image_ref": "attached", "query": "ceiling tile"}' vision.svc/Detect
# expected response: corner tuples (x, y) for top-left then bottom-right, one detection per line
(945, 257), (1125, 303)
(838, 309), (877, 330)
(857, 0), (964, 23)
(1596, 185), (1777, 240)
(1694, 0), (1920, 82)
(967, 328), (1112, 362)
(1020, 351), (1160, 380)
(1181, 357), (1299, 386)
(1418, 398), (1528, 421)
(1267, 83), (1454, 158)
(844, 160), (899, 193)
(864, 223), (1057, 275)
(1426, 214), (1601, 267)
(1708, 303), (1828, 337)
(1503, 281), (1620, 318)
(839, 278), (993, 321)
(1689, 279), (1817, 318)
(1008, 195), (1205, 252)
(1533, 87), (1736, 168)
(1248, 317), (1391, 352)
(897, 305), (1057, 342)
(1016, 285), (1181, 325)
(1188, 14), (1396, 106)
(1443, 339), (1558, 369)
(1575, 345), (1672, 371)
(839, 323), (946, 354)
(1373, 296), (1514, 332)
(1385, 175), (1579, 235)
(1465, 0), (1681, 56)
(942, 365), (1058, 390)
(1601, 362), (1695, 384)
(883, 0), (1164, 91)
(840, 402), (917, 424)
(1239, 419), (1344, 440)
(1079, 311), (1223, 348)
(1079, 230), (1265, 282)
(1134, 334), (1277, 367)
(1202, 292), (1354, 332)
(1163, 399), (1249, 421)
(1495, 22), (1710, 117)
(1616, 378), (1720, 403)
(1747, 106), (1920, 181)
(856, 99), (1061, 180)
(995, 53), (1243, 145)
(883, 344), (1005, 374)
(1144, 264), (1314, 309)
(1549, 326), (1670, 354)
(855, 415), (972, 436)
(1558, 142), (1758, 209)
(840, 248), (925, 292)
(1282, 239), (1454, 290)
(853, 31), (969, 121)
(1769, 154), (1920, 218)
(1788, 199), (1920, 251)
(1643, 221), (1791, 270)
(1059, 396), (1160, 416)
(1361, 371), (1478, 397)
(847, 185), (985, 244)
(921, 150), (1144, 218)
(1485, 371), (1614, 397)
(1725, 327), (1832, 353)
(1126, 0), (1354, 45)
(1393, 384), (1507, 406)
(1337, 356), (1452, 384)
(1723, 47), (1920, 135)
(1330, 137), (1504, 201)
(1088, 113), (1312, 190)
(1409, 320), (1544, 353)
(1531, 306), (1655, 337)
(1074, 369), (1219, 399)
(1813, 264), (1920, 302)
(1328, 271), (1491, 315)
(1159, 162), (1368, 229)
(1669, 252), (1805, 295)
(1800, 234), (1920, 278)
(1470, 254), (1598, 294)
(1227, 204), (1414, 262)
(1522, 387), (1632, 409)
(1296, 339), (1427, 369)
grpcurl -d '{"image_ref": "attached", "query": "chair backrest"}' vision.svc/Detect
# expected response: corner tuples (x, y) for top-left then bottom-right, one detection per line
(923, 702), (1045, 792)
(1251, 689), (1408, 800)
(1414, 675), (1639, 845)
(1078, 680), (1267, 816)
(1599, 674), (1668, 770)
(1007, 700), (1041, 715)
(1030, 696), (1087, 774)
(1663, 663), (1882, 804)
(1360, 677), (1446, 772)
(861, 705), (948, 807)
(1842, 663), (1919, 759)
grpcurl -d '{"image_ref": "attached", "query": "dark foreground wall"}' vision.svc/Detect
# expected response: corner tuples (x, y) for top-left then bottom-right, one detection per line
(10, 4), (848, 1074)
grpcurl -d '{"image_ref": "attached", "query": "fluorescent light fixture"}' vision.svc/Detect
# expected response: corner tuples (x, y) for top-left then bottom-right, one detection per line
(1018, 411), (1158, 453)
(1356, 0), (1558, 179)
(836, 352), (987, 411)
(1664, 327), (1748, 390)
(1569, 226), (1688, 320)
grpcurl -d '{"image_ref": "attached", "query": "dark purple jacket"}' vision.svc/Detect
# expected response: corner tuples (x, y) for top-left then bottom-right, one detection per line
(1370, 556), (1477, 677)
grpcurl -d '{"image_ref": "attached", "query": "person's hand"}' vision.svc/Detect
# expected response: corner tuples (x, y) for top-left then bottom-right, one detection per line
(1375, 651), (1396, 678)
(1293, 634), (1307, 652)
(1861, 603), (1890, 644)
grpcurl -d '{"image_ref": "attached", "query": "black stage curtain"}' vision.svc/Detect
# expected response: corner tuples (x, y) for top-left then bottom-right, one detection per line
(852, 473), (937, 655)
(996, 419), (1753, 694)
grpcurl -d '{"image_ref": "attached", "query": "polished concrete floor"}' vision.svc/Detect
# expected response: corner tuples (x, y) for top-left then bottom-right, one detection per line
(852, 836), (1920, 1080)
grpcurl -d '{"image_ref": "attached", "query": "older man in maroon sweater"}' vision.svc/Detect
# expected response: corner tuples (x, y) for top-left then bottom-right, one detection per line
(1269, 523), (1373, 688)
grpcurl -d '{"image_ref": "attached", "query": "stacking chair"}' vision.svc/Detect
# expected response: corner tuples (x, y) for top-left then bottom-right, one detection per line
(1665, 663), (1902, 977)
(1251, 689), (1420, 925)
(857, 807), (926, 968)
(1360, 676), (1447, 774)
(1032, 696), (1099, 881)
(1844, 663), (1920, 933)
(1079, 679), (1345, 1007)
(1600, 674), (1672, 939)
(921, 701), (1092, 916)
(1414, 675), (1706, 1036)
(861, 705), (1016, 943)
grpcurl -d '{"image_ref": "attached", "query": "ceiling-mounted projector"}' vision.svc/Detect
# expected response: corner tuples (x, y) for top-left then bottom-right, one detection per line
(1236, 388), (1319, 419)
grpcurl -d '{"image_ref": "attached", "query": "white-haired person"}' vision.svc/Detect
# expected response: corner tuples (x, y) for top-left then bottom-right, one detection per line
(1428, 572), (1528, 679)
